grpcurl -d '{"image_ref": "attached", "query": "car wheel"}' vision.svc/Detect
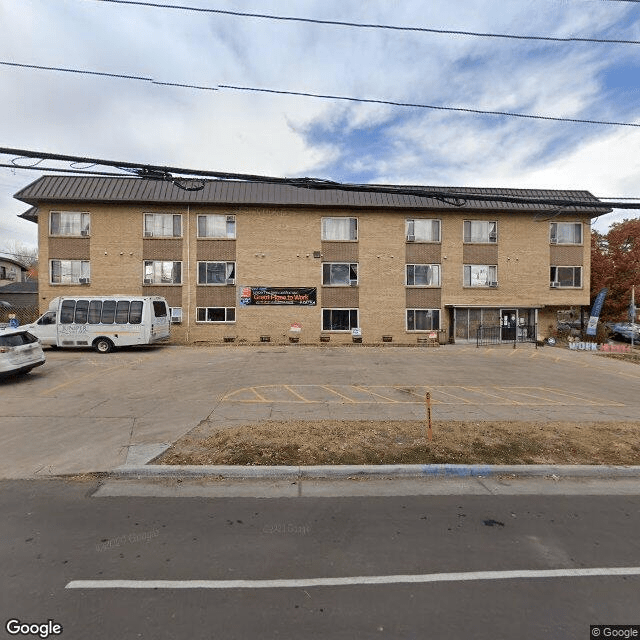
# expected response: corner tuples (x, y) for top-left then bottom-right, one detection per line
(94, 337), (114, 353)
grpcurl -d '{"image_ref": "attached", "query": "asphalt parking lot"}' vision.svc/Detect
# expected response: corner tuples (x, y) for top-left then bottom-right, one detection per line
(1, 343), (639, 478)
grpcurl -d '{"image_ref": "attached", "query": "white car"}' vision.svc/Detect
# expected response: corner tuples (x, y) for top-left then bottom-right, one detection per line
(0, 327), (46, 377)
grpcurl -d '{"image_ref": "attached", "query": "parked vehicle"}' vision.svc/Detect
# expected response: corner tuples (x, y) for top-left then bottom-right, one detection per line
(610, 322), (640, 343)
(0, 327), (46, 376)
(23, 296), (170, 353)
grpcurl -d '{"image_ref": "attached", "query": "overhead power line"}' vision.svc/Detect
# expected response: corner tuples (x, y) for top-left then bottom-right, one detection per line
(87, 0), (640, 46)
(2, 60), (639, 129)
(3, 146), (640, 211)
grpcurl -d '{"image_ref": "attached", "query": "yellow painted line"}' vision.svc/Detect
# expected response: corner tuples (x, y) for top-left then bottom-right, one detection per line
(284, 385), (312, 403)
(457, 385), (525, 405)
(355, 386), (402, 403)
(429, 387), (474, 404)
(321, 386), (356, 402)
(252, 387), (269, 402)
(391, 386), (435, 402)
(492, 387), (563, 405)
(537, 387), (625, 407)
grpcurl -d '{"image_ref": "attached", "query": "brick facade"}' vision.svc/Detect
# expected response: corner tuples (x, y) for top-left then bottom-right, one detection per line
(20, 181), (596, 345)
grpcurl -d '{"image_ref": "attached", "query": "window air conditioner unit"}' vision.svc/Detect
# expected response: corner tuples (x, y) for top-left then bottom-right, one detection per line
(489, 281), (498, 288)
(81, 229), (89, 236)
(349, 280), (358, 286)
(143, 278), (153, 285)
(550, 281), (560, 288)
(144, 231), (153, 237)
(407, 235), (415, 242)
(227, 278), (235, 285)
(550, 237), (557, 244)
(489, 233), (497, 242)
(226, 215), (236, 222)
(79, 277), (90, 284)
(170, 307), (183, 323)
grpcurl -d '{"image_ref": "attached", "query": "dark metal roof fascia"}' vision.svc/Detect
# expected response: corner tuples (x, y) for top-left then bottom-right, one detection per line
(13, 175), (614, 215)
(18, 206), (38, 223)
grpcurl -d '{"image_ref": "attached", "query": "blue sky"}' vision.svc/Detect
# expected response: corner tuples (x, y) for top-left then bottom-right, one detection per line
(0, 0), (639, 253)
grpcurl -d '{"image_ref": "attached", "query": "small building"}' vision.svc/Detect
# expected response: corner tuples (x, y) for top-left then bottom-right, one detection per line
(0, 256), (27, 285)
(14, 175), (609, 345)
(0, 280), (38, 308)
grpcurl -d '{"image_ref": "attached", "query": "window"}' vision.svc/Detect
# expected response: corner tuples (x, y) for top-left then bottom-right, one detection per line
(550, 222), (582, 244)
(144, 213), (182, 237)
(550, 266), (582, 288)
(322, 263), (358, 286)
(61, 299), (143, 324)
(50, 211), (90, 237)
(406, 264), (441, 287)
(322, 308), (359, 331)
(321, 217), (358, 241)
(50, 260), (90, 285)
(196, 307), (236, 323)
(407, 309), (440, 331)
(197, 261), (236, 285)
(464, 220), (497, 243)
(197, 214), (236, 238)
(406, 219), (441, 242)
(464, 264), (497, 287)
(143, 261), (182, 285)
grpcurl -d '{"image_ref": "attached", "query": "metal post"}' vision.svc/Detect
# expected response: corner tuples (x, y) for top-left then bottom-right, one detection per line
(425, 392), (432, 442)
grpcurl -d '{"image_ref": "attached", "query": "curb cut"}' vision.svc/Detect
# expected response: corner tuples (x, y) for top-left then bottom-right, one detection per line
(111, 463), (640, 480)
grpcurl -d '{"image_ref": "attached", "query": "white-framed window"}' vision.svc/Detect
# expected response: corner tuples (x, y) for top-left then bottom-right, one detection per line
(197, 261), (236, 285)
(144, 213), (182, 238)
(406, 264), (441, 287)
(464, 264), (498, 287)
(197, 214), (236, 239)
(406, 309), (440, 331)
(464, 220), (497, 243)
(143, 260), (182, 285)
(322, 308), (359, 331)
(322, 263), (358, 286)
(50, 259), (90, 284)
(550, 222), (582, 245)
(405, 219), (441, 243)
(196, 307), (236, 323)
(321, 217), (358, 241)
(550, 266), (582, 288)
(50, 211), (90, 237)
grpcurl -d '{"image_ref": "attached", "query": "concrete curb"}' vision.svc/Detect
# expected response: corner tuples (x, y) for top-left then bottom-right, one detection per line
(111, 463), (640, 480)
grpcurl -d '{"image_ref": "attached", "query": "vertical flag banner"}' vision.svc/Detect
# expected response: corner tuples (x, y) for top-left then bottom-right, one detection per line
(586, 287), (608, 336)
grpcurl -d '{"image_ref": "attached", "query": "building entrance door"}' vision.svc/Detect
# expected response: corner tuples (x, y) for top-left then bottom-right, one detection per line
(501, 309), (517, 341)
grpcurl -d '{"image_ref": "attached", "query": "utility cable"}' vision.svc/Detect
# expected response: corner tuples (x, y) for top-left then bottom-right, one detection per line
(87, 0), (640, 46)
(1, 60), (639, 129)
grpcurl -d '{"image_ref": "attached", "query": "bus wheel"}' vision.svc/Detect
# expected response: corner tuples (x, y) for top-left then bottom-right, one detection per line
(94, 337), (114, 354)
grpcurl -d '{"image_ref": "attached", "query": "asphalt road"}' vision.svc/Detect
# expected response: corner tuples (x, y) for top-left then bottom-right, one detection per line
(2, 478), (639, 639)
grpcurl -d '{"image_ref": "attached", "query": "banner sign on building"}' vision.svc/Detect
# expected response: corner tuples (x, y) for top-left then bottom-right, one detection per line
(586, 287), (608, 336)
(240, 287), (317, 306)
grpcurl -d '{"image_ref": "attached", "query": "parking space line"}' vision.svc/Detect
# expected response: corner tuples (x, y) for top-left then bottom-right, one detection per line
(252, 387), (268, 402)
(457, 386), (524, 405)
(321, 386), (356, 403)
(354, 386), (401, 403)
(284, 385), (312, 403)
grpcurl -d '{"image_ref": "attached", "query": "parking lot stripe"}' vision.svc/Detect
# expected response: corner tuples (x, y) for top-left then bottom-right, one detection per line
(284, 385), (312, 402)
(66, 566), (640, 590)
(353, 386), (401, 403)
(321, 385), (356, 402)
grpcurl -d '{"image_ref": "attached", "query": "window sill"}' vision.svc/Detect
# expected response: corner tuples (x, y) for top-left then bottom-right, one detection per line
(196, 236), (236, 240)
(197, 283), (236, 287)
(320, 239), (358, 243)
(406, 240), (441, 244)
(196, 321), (236, 324)
(322, 284), (359, 287)
(49, 234), (91, 239)
(463, 241), (497, 245)
(143, 283), (183, 286)
(405, 285), (441, 288)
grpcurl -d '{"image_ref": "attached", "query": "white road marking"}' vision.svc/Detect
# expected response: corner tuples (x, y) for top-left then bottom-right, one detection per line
(66, 567), (640, 590)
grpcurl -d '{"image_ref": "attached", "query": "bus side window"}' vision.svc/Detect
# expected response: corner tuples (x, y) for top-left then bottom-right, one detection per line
(129, 301), (143, 324)
(60, 300), (76, 324)
(75, 300), (89, 324)
(115, 300), (130, 324)
(101, 300), (116, 324)
(153, 301), (167, 318)
(88, 300), (102, 324)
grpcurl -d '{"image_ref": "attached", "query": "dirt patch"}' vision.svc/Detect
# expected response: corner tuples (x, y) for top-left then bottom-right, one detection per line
(155, 420), (640, 466)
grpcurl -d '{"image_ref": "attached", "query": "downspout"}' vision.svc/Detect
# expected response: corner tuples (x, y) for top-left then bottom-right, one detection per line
(186, 205), (191, 344)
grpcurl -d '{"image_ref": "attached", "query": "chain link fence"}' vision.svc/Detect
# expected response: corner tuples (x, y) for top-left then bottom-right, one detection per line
(0, 306), (40, 326)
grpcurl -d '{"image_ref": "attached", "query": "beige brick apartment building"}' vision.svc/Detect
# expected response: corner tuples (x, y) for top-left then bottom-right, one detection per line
(14, 176), (608, 345)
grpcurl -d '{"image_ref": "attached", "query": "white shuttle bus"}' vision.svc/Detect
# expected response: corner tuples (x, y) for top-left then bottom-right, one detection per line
(24, 296), (171, 353)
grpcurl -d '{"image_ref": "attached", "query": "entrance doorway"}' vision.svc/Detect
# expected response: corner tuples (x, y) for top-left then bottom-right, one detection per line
(501, 309), (517, 341)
